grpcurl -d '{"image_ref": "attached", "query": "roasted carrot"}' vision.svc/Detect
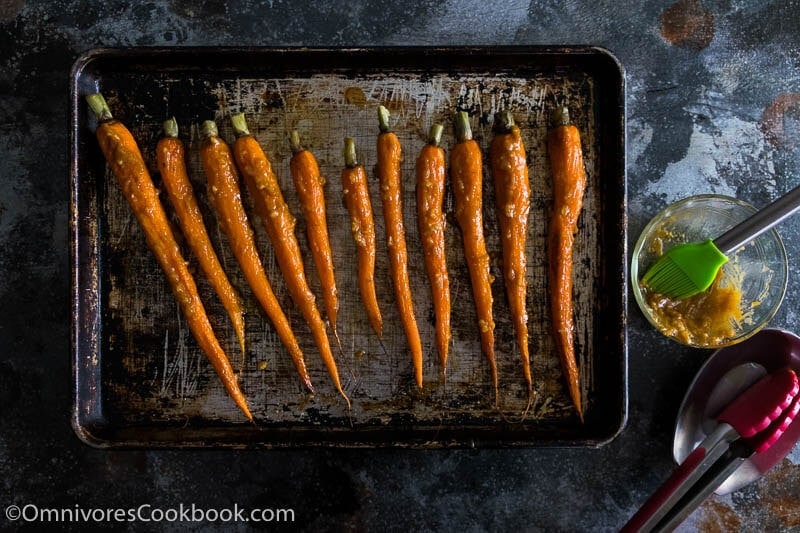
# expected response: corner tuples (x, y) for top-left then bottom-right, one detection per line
(341, 137), (383, 338)
(230, 114), (348, 405)
(85, 94), (252, 421)
(289, 131), (341, 348)
(376, 105), (424, 388)
(415, 123), (451, 376)
(199, 119), (314, 394)
(489, 111), (532, 396)
(157, 117), (247, 367)
(547, 106), (586, 421)
(451, 110), (497, 396)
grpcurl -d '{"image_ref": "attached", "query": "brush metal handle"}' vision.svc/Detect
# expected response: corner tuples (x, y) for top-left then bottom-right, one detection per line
(715, 183), (800, 254)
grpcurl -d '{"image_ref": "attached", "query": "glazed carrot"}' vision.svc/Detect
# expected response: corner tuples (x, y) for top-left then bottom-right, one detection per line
(376, 105), (424, 388)
(289, 131), (341, 348)
(415, 123), (451, 376)
(156, 117), (247, 366)
(547, 106), (586, 421)
(489, 111), (532, 396)
(341, 137), (383, 338)
(199, 119), (314, 395)
(230, 114), (348, 405)
(451, 111), (497, 396)
(85, 94), (252, 421)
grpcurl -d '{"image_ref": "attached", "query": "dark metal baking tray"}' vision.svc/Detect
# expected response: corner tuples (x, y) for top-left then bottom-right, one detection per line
(71, 46), (627, 448)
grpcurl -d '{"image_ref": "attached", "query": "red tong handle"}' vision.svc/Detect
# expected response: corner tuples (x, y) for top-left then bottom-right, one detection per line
(620, 446), (707, 533)
(717, 367), (798, 438)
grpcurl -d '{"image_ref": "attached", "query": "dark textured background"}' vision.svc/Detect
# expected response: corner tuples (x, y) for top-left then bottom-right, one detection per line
(2, 0), (800, 530)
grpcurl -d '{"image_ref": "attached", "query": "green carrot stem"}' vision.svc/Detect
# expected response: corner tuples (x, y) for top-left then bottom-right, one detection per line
(343, 137), (358, 168)
(378, 105), (391, 133)
(163, 116), (179, 138)
(551, 106), (571, 128)
(494, 110), (515, 132)
(290, 130), (303, 154)
(230, 113), (250, 137)
(201, 120), (219, 139)
(454, 111), (473, 142)
(85, 93), (113, 122)
(428, 123), (444, 146)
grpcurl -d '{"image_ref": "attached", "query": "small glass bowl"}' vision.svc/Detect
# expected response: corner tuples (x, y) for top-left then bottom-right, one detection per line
(631, 194), (788, 348)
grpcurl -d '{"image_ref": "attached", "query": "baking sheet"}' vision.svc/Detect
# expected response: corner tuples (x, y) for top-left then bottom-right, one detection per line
(71, 46), (627, 447)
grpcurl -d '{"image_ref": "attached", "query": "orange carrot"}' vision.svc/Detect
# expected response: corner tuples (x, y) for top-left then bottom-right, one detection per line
(547, 106), (586, 421)
(230, 114), (348, 405)
(341, 137), (383, 338)
(156, 117), (247, 366)
(415, 123), (451, 375)
(289, 131), (341, 348)
(489, 111), (532, 396)
(85, 94), (252, 420)
(199, 119), (314, 394)
(376, 105), (424, 388)
(451, 110), (497, 396)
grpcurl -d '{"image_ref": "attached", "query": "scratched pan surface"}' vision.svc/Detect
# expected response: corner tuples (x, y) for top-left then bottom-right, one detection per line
(70, 47), (626, 448)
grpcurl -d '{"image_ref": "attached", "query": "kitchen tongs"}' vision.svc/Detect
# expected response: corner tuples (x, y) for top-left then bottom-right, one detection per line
(622, 367), (800, 532)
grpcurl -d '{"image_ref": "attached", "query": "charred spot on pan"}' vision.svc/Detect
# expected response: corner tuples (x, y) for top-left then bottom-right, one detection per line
(478, 111), (492, 127)
(344, 86), (367, 108)
(426, 306), (436, 327)
(260, 91), (284, 110)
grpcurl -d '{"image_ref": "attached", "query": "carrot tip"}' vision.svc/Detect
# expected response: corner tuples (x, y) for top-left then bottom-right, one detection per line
(331, 326), (345, 356)
(339, 388), (352, 410)
(575, 401), (585, 423)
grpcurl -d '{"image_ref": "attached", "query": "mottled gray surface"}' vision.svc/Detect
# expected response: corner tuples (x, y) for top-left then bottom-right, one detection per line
(2, 0), (800, 530)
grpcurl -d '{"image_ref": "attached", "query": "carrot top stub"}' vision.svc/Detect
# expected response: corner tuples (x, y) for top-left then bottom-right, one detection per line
(494, 110), (515, 133)
(85, 93), (113, 122)
(230, 112), (251, 137)
(343, 137), (359, 168)
(454, 110), (473, 142)
(162, 116), (179, 138)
